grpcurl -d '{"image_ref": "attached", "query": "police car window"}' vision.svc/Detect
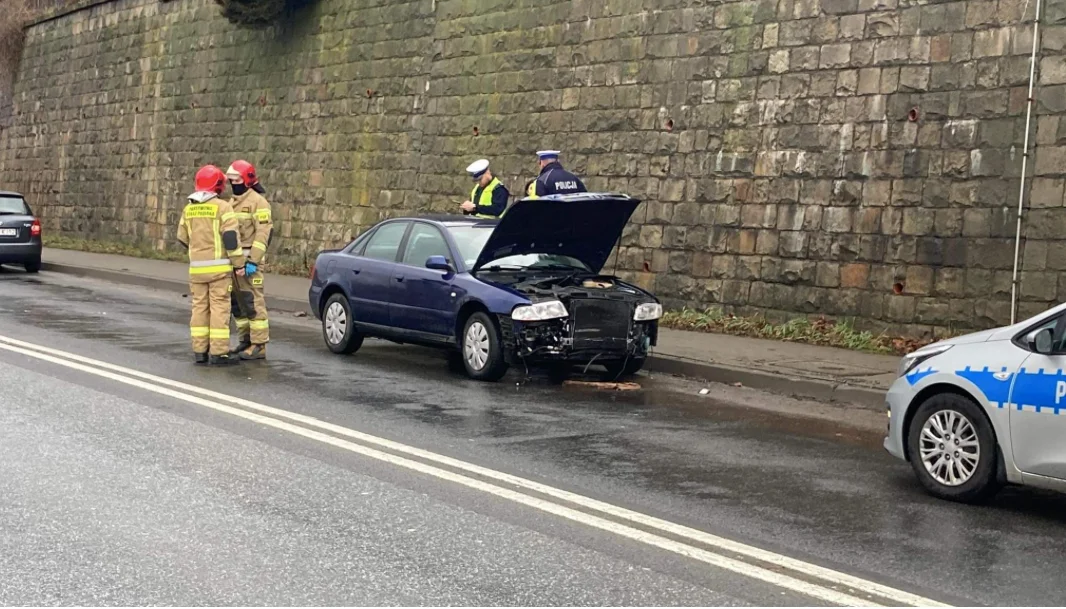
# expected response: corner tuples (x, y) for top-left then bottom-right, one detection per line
(363, 222), (408, 262)
(1049, 317), (1066, 354)
(402, 224), (449, 267)
(1028, 316), (1066, 354)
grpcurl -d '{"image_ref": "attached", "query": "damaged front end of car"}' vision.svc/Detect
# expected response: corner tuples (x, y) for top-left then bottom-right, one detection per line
(497, 275), (660, 367)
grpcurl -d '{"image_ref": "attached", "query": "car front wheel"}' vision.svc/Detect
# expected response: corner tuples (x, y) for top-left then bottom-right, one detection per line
(461, 312), (508, 382)
(906, 393), (1000, 503)
(322, 293), (363, 355)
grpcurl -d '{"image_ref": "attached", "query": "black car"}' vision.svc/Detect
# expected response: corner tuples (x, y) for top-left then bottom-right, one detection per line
(309, 193), (662, 381)
(0, 191), (42, 273)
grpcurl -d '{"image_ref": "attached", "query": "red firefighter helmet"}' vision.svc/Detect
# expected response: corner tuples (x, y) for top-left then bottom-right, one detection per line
(225, 160), (259, 186)
(194, 165), (226, 194)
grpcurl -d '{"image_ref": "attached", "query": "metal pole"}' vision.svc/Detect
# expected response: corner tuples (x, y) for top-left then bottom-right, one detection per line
(1010, 0), (1043, 325)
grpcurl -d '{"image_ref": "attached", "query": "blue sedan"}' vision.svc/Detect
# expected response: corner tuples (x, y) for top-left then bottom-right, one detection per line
(308, 193), (662, 381)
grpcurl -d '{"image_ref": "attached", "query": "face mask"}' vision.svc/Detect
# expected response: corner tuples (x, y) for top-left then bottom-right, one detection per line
(231, 183), (248, 196)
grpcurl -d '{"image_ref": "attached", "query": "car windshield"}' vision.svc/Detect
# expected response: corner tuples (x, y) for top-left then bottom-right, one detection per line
(447, 225), (590, 272)
(0, 196), (29, 215)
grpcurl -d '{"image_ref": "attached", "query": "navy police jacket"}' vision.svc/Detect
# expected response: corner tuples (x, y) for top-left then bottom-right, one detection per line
(532, 162), (587, 197)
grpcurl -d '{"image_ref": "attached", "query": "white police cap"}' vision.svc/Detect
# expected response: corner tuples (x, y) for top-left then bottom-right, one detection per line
(466, 158), (490, 178)
(536, 150), (561, 160)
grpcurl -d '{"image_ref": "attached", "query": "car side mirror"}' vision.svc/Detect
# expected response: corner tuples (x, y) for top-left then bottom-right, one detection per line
(426, 255), (454, 274)
(1027, 327), (1054, 354)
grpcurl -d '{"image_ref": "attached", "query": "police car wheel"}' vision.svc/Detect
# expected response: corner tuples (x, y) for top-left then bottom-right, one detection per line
(461, 312), (508, 382)
(906, 393), (1001, 504)
(322, 293), (364, 355)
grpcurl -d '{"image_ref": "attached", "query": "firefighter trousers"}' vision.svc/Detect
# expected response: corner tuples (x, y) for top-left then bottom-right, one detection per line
(232, 272), (269, 344)
(190, 278), (232, 356)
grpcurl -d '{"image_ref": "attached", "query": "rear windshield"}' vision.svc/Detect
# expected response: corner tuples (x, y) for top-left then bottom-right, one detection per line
(0, 195), (30, 215)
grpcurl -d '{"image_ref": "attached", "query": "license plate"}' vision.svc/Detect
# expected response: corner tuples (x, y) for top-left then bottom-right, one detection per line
(0, 228), (17, 237)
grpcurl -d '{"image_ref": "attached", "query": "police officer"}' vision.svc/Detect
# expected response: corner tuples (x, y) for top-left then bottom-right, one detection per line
(460, 158), (508, 218)
(177, 165), (247, 366)
(226, 160), (273, 360)
(529, 150), (586, 197)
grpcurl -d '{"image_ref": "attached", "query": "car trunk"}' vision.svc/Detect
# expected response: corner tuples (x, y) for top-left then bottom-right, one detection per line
(0, 214), (34, 244)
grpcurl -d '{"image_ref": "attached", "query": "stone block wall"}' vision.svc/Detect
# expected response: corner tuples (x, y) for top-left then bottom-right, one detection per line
(2, 0), (1064, 335)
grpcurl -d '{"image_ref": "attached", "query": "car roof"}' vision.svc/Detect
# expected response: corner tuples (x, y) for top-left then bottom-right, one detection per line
(385, 214), (498, 228)
(0, 191), (24, 197)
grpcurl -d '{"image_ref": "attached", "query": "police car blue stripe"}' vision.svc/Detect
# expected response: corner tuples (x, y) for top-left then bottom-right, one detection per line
(912, 365), (1066, 415)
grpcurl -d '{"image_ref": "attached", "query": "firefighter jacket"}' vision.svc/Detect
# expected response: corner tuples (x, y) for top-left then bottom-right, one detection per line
(231, 189), (273, 265)
(177, 191), (246, 284)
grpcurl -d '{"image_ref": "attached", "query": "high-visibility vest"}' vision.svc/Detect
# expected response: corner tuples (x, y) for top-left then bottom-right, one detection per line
(470, 177), (504, 218)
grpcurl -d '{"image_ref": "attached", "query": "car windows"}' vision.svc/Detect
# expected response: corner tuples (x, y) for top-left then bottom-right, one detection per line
(1025, 316), (1066, 354)
(448, 225), (494, 268)
(363, 222), (408, 262)
(346, 230), (373, 255)
(446, 225), (590, 271)
(1048, 317), (1066, 354)
(402, 224), (449, 267)
(0, 196), (30, 215)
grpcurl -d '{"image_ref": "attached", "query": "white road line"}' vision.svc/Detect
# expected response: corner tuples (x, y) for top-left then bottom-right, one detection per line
(0, 334), (948, 607)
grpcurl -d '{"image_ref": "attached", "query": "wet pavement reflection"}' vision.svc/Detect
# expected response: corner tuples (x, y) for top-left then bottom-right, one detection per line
(3, 268), (1066, 605)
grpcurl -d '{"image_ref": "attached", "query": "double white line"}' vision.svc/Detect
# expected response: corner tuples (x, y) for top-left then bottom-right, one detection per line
(0, 334), (948, 607)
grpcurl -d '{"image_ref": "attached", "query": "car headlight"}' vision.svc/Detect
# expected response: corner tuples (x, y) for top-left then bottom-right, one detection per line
(634, 302), (662, 321)
(512, 300), (569, 322)
(897, 344), (953, 378)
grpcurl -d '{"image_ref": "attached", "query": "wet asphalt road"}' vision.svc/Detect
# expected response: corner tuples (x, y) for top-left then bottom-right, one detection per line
(2, 268), (1066, 605)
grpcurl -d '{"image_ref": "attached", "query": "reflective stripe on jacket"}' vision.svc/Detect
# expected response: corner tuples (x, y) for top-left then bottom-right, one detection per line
(468, 177), (507, 218)
(177, 193), (246, 284)
(231, 189), (273, 265)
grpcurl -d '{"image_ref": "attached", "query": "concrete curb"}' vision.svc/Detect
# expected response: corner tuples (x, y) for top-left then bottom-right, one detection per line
(644, 355), (886, 410)
(42, 261), (887, 409)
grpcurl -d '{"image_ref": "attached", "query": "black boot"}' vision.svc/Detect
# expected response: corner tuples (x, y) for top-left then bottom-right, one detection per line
(209, 353), (240, 366)
(231, 336), (252, 355)
(194, 352), (209, 365)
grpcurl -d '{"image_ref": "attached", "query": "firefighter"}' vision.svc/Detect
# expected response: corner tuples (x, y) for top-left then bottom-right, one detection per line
(177, 165), (246, 365)
(459, 159), (508, 218)
(226, 159), (273, 360)
(530, 150), (587, 196)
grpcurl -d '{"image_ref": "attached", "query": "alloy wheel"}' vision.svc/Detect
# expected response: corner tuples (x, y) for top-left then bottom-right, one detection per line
(919, 409), (981, 487)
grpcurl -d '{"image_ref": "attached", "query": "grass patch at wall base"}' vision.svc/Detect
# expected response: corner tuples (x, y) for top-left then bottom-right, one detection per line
(660, 307), (936, 356)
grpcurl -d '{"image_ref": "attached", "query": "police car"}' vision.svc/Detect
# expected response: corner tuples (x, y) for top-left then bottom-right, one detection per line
(886, 301), (1066, 503)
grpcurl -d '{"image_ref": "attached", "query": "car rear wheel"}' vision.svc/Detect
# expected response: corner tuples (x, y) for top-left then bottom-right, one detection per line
(906, 393), (1000, 503)
(461, 312), (508, 382)
(603, 357), (646, 379)
(23, 257), (40, 274)
(322, 293), (363, 355)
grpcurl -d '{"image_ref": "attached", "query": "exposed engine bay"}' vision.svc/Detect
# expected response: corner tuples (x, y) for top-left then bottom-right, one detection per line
(478, 270), (659, 365)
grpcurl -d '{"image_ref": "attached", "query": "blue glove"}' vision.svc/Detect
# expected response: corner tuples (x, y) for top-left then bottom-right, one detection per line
(244, 262), (258, 275)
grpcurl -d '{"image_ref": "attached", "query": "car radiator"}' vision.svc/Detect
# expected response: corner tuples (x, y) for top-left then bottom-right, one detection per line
(570, 298), (632, 351)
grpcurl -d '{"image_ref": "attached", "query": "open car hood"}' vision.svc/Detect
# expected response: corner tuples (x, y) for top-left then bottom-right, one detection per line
(472, 193), (642, 273)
